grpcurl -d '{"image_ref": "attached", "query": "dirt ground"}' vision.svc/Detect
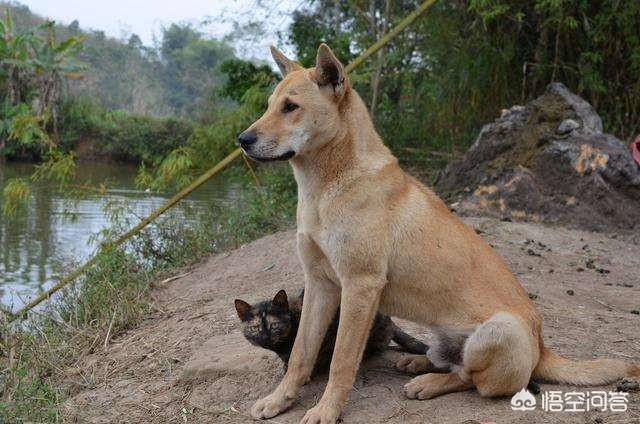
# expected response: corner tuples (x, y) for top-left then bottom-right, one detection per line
(62, 217), (640, 423)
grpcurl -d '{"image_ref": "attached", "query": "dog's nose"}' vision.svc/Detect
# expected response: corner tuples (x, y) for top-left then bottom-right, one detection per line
(238, 131), (257, 148)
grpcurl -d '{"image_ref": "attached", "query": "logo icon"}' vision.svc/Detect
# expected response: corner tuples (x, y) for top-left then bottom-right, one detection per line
(511, 388), (537, 411)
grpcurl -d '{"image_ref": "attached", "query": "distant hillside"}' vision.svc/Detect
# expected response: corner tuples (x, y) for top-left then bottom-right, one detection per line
(0, 1), (236, 118)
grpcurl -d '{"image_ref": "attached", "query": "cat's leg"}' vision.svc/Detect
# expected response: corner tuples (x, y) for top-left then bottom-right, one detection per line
(251, 235), (340, 420)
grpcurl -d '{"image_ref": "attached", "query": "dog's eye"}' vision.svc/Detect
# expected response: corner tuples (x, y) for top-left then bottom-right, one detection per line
(282, 101), (299, 113)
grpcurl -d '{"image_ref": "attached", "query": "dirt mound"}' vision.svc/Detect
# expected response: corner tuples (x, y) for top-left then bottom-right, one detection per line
(61, 219), (640, 423)
(436, 83), (640, 232)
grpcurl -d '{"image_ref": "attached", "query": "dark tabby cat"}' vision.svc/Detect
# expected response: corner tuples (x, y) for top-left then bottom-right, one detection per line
(234, 289), (428, 373)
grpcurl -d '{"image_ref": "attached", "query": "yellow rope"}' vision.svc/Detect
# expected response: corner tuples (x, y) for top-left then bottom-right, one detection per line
(8, 0), (439, 321)
(242, 153), (262, 188)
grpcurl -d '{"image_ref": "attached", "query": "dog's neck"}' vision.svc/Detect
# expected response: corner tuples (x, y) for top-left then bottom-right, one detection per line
(290, 90), (395, 199)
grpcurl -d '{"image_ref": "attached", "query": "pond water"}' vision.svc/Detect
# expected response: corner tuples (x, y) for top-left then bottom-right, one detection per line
(0, 161), (239, 311)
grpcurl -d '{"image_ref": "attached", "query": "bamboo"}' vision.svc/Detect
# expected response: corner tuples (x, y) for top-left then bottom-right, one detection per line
(344, 0), (437, 74)
(7, 0), (438, 321)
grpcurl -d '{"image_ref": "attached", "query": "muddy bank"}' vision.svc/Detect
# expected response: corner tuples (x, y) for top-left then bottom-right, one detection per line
(61, 218), (640, 423)
(436, 83), (640, 233)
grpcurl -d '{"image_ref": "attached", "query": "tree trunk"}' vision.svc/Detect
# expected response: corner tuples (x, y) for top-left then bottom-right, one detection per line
(333, 0), (340, 35)
(7, 65), (18, 105)
(369, 0), (391, 117)
(531, 17), (549, 97)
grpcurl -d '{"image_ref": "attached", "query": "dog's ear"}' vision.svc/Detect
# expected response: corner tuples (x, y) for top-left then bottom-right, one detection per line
(272, 289), (289, 310)
(234, 299), (252, 321)
(270, 46), (301, 76)
(314, 43), (348, 96)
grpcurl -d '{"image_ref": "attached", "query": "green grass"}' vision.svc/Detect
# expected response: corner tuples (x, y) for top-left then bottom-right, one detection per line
(0, 163), (296, 423)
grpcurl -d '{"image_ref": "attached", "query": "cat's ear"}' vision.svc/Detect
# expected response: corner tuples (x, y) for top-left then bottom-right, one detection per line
(234, 299), (251, 321)
(272, 289), (289, 310)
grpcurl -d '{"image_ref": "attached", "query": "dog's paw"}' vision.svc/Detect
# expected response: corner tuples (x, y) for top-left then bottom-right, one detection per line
(396, 354), (429, 374)
(403, 374), (437, 400)
(251, 391), (295, 420)
(300, 402), (340, 424)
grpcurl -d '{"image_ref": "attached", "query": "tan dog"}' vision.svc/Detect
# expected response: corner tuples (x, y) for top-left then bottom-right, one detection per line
(237, 44), (640, 424)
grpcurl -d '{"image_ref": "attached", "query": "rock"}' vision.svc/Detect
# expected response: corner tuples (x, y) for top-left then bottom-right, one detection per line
(557, 119), (580, 134)
(435, 83), (640, 232)
(617, 378), (640, 392)
(547, 83), (602, 135)
(180, 331), (281, 384)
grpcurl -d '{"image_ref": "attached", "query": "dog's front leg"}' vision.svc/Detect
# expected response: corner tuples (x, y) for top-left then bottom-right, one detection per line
(301, 277), (384, 424)
(251, 263), (340, 419)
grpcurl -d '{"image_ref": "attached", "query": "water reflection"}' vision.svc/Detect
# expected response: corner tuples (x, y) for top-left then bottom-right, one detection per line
(0, 162), (236, 311)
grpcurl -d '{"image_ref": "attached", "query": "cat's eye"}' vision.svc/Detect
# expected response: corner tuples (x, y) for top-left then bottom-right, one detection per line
(282, 100), (299, 113)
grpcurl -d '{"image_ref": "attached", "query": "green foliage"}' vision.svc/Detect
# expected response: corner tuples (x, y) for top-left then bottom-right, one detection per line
(218, 58), (279, 102)
(1, 102), (49, 157)
(145, 61), (278, 189)
(465, 0), (640, 137)
(0, 244), (154, 422)
(31, 149), (76, 186)
(0, 368), (59, 422)
(289, 7), (353, 67)
(1, 177), (29, 216)
(0, 7), (86, 172)
(240, 165), (297, 236)
(1, 150), (77, 216)
(159, 23), (235, 117)
(57, 96), (194, 165)
(288, 0), (640, 164)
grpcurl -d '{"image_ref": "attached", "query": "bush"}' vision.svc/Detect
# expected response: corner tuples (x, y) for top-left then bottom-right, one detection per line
(58, 97), (194, 164)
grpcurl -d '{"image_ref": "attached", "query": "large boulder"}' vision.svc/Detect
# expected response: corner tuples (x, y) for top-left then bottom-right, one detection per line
(435, 83), (640, 232)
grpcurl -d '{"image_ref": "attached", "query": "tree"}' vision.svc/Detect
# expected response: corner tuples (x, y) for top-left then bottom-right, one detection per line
(159, 23), (234, 117)
(31, 20), (84, 141)
(0, 11), (36, 153)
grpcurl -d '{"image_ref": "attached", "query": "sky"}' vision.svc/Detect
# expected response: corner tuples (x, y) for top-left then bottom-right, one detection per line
(20, 0), (302, 61)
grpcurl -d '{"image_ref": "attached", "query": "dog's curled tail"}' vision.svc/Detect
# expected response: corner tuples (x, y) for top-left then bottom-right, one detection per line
(533, 347), (640, 386)
(391, 324), (428, 354)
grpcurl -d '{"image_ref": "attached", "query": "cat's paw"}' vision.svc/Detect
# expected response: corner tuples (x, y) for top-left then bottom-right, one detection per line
(396, 354), (429, 374)
(300, 401), (340, 424)
(251, 391), (295, 419)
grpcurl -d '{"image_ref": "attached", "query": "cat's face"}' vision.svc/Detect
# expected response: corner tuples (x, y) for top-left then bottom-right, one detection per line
(234, 289), (293, 351)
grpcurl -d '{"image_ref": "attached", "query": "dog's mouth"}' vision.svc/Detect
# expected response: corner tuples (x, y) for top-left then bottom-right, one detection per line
(245, 150), (296, 162)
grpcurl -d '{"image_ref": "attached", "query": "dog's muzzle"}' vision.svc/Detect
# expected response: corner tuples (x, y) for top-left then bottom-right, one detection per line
(238, 130), (257, 150)
(246, 150), (296, 162)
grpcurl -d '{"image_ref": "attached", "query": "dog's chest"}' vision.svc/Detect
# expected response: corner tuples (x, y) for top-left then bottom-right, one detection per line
(297, 206), (343, 284)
